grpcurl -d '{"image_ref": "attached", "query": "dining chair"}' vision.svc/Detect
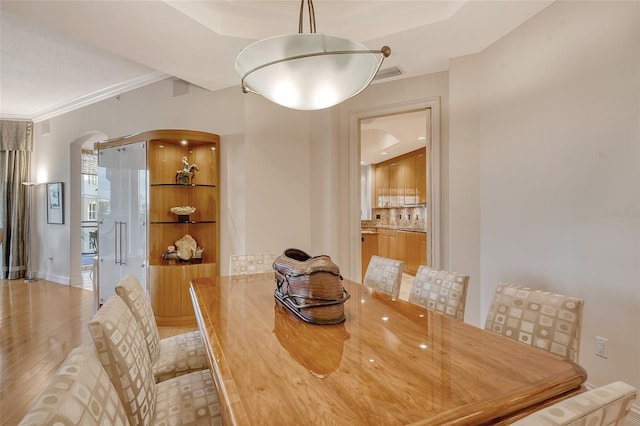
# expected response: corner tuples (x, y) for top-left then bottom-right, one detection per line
(511, 381), (637, 425)
(485, 282), (584, 363)
(229, 253), (277, 275)
(18, 346), (131, 426)
(363, 255), (404, 299)
(115, 274), (207, 382)
(88, 295), (222, 426)
(408, 266), (470, 321)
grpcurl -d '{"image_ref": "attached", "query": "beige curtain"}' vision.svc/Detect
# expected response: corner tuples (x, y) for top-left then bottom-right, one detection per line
(1, 120), (33, 279)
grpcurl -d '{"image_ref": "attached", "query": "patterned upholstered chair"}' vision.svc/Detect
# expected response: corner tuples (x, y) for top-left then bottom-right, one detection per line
(18, 346), (131, 426)
(511, 381), (637, 426)
(229, 253), (277, 275)
(363, 255), (404, 299)
(115, 274), (207, 382)
(485, 283), (584, 363)
(408, 266), (470, 321)
(88, 296), (222, 426)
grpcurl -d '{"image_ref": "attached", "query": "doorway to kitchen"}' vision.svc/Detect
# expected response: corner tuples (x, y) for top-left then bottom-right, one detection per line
(349, 98), (441, 283)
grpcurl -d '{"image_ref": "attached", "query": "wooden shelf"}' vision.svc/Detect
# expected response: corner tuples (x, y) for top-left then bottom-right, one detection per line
(150, 221), (216, 224)
(150, 183), (216, 187)
(146, 132), (219, 326)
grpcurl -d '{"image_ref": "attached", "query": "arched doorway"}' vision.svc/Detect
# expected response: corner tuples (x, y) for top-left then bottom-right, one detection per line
(69, 131), (108, 288)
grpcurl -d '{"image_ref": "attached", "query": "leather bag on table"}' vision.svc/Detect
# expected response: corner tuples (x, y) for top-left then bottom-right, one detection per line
(273, 248), (350, 325)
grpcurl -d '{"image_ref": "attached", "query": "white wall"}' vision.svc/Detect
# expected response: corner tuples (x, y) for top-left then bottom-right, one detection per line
(243, 95), (313, 254)
(449, 0), (640, 397)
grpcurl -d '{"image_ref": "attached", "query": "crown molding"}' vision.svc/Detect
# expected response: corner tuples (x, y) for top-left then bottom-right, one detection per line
(17, 71), (168, 123)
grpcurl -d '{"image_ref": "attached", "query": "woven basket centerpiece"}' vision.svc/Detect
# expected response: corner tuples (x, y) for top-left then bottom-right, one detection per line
(273, 248), (350, 325)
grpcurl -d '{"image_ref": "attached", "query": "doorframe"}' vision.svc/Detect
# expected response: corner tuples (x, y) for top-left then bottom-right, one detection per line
(348, 97), (442, 281)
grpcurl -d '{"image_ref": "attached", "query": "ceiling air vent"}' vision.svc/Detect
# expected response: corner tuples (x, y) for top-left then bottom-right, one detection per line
(373, 66), (403, 82)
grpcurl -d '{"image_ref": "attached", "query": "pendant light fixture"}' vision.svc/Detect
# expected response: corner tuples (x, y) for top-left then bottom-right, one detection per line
(235, 0), (391, 111)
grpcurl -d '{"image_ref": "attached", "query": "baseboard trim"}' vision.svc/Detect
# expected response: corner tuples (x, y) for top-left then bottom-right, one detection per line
(586, 381), (640, 426)
(43, 273), (69, 285)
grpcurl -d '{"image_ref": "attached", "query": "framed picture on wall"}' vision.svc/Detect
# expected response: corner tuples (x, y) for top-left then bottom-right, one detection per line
(47, 182), (64, 224)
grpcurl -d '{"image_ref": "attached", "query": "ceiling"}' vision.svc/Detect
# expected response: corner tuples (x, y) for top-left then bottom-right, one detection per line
(361, 110), (428, 165)
(0, 0), (553, 123)
(2, 1), (553, 166)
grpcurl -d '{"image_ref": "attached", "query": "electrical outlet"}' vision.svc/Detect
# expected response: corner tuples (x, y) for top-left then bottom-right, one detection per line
(595, 336), (608, 358)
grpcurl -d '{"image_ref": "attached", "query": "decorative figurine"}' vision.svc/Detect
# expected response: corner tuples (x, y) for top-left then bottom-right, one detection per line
(161, 234), (204, 263)
(170, 206), (196, 222)
(175, 157), (199, 184)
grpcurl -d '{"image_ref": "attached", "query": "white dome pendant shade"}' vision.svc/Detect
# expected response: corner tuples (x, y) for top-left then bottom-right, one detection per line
(235, 0), (390, 110)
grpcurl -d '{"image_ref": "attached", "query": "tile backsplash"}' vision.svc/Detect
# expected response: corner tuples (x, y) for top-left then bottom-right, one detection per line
(362, 206), (427, 230)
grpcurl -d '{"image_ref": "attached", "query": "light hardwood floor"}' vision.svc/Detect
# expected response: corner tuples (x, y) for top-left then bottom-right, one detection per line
(0, 278), (196, 425)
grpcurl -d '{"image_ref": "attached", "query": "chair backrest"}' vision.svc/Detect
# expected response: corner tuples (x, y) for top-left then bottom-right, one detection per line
(363, 255), (404, 299)
(229, 253), (277, 275)
(408, 266), (470, 321)
(485, 282), (584, 362)
(88, 295), (156, 426)
(115, 274), (161, 365)
(511, 381), (637, 425)
(18, 346), (131, 426)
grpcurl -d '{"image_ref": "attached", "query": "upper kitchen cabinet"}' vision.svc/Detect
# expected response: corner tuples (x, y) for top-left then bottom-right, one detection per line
(402, 155), (416, 205)
(375, 162), (390, 208)
(415, 150), (427, 205)
(374, 148), (426, 208)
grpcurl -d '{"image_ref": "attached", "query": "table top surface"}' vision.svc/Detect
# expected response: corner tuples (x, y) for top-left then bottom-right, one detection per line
(190, 274), (587, 426)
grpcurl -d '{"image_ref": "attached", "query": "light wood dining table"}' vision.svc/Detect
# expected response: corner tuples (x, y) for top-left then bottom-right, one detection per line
(190, 274), (587, 426)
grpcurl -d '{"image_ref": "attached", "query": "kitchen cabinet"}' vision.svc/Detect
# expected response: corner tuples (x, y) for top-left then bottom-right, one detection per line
(404, 231), (421, 275)
(402, 155), (416, 205)
(416, 151), (427, 204)
(388, 231), (398, 260)
(378, 229), (389, 258)
(374, 148), (426, 207)
(395, 230), (406, 265)
(377, 229), (400, 262)
(361, 232), (379, 279)
(389, 162), (397, 207)
(376, 228), (428, 276)
(375, 163), (390, 208)
(420, 232), (428, 267)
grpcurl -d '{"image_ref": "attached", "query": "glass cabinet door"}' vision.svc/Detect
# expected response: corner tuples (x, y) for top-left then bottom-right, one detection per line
(97, 141), (147, 304)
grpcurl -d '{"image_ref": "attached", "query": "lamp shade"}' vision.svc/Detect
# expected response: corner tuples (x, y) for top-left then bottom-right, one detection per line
(236, 34), (388, 110)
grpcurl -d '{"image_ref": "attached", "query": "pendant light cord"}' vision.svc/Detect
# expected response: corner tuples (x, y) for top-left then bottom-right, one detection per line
(298, 0), (316, 33)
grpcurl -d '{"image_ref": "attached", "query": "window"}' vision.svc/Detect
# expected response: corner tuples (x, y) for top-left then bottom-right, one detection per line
(88, 202), (96, 220)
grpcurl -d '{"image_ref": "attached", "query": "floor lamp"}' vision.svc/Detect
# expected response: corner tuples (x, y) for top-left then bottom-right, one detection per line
(22, 181), (41, 282)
